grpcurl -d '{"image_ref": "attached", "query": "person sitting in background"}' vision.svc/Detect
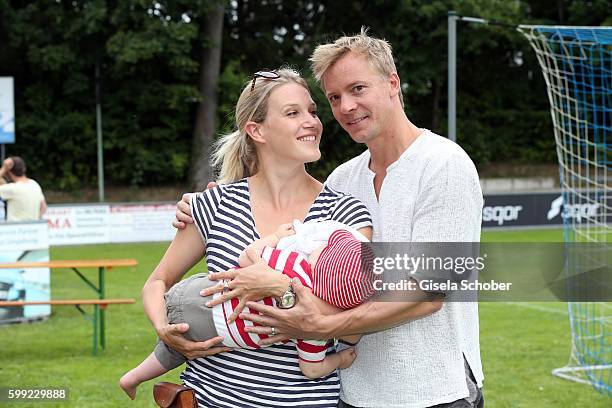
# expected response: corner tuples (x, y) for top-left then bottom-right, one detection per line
(0, 156), (46, 222)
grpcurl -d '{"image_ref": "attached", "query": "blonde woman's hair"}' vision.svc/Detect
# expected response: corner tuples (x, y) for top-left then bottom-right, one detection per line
(309, 27), (404, 108)
(212, 68), (309, 184)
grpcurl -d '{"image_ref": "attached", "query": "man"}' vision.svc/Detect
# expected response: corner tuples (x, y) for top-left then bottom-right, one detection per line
(173, 29), (484, 407)
(0, 156), (47, 221)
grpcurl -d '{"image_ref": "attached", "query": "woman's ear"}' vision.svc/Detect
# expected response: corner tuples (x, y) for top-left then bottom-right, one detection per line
(245, 121), (266, 144)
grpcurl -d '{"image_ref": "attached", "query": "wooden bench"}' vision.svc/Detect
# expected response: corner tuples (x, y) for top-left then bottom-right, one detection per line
(0, 299), (135, 355)
(0, 259), (138, 355)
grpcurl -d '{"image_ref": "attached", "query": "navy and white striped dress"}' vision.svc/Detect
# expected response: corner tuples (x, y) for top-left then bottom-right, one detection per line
(186, 178), (372, 408)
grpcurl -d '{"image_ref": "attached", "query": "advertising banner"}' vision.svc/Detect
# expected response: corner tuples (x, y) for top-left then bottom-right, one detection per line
(45, 205), (110, 245)
(0, 221), (50, 323)
(109, 203), (176, 243)
(45, 202), (175, 246)
(0, 77), (15, 144)
(481, 191), (609, 229)
(39, 191), (607, 247)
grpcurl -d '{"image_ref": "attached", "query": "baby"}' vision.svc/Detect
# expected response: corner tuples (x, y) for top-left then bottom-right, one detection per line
(119, 220), (375, 399)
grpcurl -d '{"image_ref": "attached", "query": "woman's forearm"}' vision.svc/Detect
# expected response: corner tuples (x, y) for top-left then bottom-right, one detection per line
(142, 224), (205, 332)
(142, 277), (170, 332)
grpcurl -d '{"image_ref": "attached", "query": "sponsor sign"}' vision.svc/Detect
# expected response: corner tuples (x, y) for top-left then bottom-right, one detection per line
(37, 191), (607, 247)
(482, 191), (609, 228)
(109, 203), (176, 243)
(0, 77), (15, 144)
(45, 205), (110, 245)
(44, 202), (176, 246)
(0, 221), (50, 323)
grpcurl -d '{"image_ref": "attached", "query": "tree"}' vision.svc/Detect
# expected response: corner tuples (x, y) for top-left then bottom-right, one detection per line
(190, 1), (225, 190)
(1, 0), (609, 192)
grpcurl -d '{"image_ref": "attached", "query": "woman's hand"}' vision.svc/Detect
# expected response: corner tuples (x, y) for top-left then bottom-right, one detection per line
(156, 322), (232, 359)
(240, 279), (333, 344)
(201, 250), (290, 323)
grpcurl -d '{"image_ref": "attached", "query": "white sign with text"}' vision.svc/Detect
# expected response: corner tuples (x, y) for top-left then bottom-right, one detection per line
(45, 205), (110, 245)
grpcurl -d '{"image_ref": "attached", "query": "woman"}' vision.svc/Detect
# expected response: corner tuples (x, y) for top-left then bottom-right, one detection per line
(142, 68), (372, 407)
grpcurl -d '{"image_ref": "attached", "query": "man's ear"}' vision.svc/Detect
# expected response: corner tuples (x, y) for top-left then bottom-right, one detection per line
(245, 121), (266, 144)
(389, 72), (400, 100)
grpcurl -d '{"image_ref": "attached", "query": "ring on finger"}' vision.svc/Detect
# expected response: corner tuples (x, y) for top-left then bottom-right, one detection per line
(271, 327), (276, 336)
(223, 281), (230, 291)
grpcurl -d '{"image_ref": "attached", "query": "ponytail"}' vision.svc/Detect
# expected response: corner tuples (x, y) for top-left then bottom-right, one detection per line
(212, 130), (257, 184)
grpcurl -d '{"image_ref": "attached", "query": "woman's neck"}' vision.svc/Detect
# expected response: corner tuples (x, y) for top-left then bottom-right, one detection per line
(248, 166), (320, 211)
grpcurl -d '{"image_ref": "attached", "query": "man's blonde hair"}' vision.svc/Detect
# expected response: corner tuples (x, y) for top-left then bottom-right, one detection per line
(309, 27), (403, 107)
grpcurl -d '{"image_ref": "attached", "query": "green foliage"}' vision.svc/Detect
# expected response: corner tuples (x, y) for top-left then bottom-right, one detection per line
(0, 0), (609, 191)
(216, 60), (249, 134)
(2, 0), (203, 189)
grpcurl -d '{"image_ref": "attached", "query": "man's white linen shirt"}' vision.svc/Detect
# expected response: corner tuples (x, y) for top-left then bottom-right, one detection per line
(325, 130), (484, 407)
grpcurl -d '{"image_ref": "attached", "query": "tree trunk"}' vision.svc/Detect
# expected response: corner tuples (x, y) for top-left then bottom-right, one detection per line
(557, 0), (565, 24)
(190, 1), (225, 191)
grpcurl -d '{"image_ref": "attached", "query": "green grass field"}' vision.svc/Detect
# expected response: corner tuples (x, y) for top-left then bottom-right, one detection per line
(0, 228), (609, 407)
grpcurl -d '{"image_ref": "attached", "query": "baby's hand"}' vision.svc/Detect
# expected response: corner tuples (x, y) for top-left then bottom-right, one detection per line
(273, 223), (295, 240)
(337, 347), (357, 369)
(239, 223), (295, 267)
(238, 244), (262, 267)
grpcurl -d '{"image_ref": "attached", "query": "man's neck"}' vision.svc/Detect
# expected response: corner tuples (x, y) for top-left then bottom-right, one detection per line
(12, 175), (28, 183)
(367, 112), (423, 174)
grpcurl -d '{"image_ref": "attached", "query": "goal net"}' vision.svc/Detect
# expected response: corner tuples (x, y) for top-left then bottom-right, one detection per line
(518, 25), (611, 395)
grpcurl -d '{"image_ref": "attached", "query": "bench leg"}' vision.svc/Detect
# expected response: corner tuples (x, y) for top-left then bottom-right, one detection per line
(92, 304), (99, 356)
(98, 267), (106, 350)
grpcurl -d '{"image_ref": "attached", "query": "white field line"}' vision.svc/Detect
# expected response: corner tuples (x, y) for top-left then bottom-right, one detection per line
(500, 302), (568, 315)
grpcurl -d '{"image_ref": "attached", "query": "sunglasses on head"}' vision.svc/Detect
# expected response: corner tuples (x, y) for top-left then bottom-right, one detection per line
(250, 70), (280, 91)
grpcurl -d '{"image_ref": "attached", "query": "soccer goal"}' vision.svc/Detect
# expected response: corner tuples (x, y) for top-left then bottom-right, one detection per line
(518, 25), (611, 396)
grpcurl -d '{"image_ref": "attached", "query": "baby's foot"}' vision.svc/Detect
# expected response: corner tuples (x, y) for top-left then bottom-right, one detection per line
(119, 372), (139, 400)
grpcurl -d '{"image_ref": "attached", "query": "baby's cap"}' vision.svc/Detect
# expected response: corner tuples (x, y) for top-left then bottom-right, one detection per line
(312, 229), (375, 309)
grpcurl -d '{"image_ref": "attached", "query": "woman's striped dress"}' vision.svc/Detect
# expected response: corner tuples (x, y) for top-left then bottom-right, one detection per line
(186, 178), (372, 407)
